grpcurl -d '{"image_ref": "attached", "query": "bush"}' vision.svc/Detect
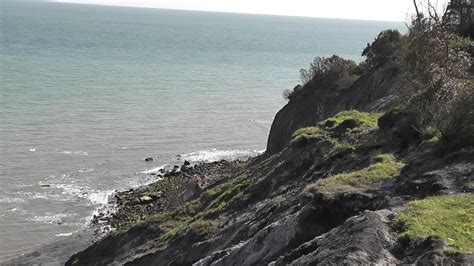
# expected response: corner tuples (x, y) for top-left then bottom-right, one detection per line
(397, 17), (472, 144)
(282, 85), (303, 101)
(443, 88), (474, 148)
(299, 55), (359, 89)
(362, 29), (402, 69)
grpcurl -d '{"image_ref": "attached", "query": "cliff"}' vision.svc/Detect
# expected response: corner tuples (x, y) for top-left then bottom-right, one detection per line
(266, 61), (400, 154)
(66, 24), (474, 264)
(67, 109), (473, 265)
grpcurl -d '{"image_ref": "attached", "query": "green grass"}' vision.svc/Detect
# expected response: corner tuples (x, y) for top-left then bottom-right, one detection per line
(292, 127), (322, 139)
(319, 110), (382, 129)
(290, 111), (382, 148)
(304, 154), (403, 198)
(396, 194), (474, 253)
(330, 142), (355, 156)
(290, 127), (324, 147)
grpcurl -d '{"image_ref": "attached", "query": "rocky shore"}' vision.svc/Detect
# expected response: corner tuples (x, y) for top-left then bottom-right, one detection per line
(92, 159), (246, 231)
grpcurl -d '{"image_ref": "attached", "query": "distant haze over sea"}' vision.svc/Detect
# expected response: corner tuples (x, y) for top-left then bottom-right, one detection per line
(0, 0), (405, 260)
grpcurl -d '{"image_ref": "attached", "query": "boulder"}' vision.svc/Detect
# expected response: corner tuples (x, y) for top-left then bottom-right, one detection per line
(138, 196), (154, 204)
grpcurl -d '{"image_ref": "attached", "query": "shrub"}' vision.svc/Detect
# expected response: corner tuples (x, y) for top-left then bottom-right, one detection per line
(362, 29), (402, 69)
(282, 85), (303, 101)
(299, 55), (359, 89)
(442, 87), (474, 148)
(395, 194), (474, 253)
(397, 15), (472, 143)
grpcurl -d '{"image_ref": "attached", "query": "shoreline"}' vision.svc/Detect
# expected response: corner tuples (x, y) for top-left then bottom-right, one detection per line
(92, 159), (248, 232)
(4, 157), (250, 264)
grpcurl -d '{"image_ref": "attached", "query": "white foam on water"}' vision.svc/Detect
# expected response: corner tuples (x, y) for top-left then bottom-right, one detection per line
(87, 190), (114, 205)
(14, 191), (55, 200)
(0, 197), (25, 203)
(77, 168), (95, 173)
(53, 183), (113, 205)
(29, 213), (73, 225)
(180, 149), (263, 163)
(56, 149), (89, 156)
(139, 164), (167, 174)
(55, 232), (74, 237)
(29, 148), (36, 152)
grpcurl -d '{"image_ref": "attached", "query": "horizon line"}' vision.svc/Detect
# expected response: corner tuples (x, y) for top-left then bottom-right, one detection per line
(48, 1), (408, 23)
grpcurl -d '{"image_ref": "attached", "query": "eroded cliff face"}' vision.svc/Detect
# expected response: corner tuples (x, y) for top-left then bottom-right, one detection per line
(266, 62), (400, 154)
(67, 107), (473, 265)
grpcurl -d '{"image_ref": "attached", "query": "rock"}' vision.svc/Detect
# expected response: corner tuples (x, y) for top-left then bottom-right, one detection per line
(114, 195), (122, 202)
(271, 210), (397, 265)
(184, 160), (191, 166)
(138, 196), (154, 204)
(145, 158), (153, 162)
(149, 192), (162, 200)
(40, 184), (51, 188)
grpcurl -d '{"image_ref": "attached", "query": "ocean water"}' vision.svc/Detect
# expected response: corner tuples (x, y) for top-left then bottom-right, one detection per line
(0, 0), (405, 259)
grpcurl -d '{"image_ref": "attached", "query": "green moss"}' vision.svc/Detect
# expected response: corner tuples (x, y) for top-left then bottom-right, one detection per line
(319, 110), (382, 129)
(396, 194), (474, 253)
(292, 127), (322, 139)
(330, 142), (355, 156)
(305, 154), (403, 198)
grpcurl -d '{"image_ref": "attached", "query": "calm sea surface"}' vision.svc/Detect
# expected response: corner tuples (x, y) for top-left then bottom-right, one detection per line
(0, 0), (405, 259)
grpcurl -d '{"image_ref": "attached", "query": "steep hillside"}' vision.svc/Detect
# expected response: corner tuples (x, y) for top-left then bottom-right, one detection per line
(266, 62), (400, 154)
(68, 109), (473, 265)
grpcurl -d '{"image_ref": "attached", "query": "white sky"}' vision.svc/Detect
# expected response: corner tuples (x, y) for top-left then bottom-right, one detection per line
(51, 0), (417, 22)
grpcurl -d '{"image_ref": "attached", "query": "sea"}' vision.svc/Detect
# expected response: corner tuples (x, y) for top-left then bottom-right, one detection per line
(0, 0), (405, 260)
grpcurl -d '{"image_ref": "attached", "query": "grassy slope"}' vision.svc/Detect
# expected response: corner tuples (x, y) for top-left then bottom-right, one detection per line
(396, 194), (474, 253)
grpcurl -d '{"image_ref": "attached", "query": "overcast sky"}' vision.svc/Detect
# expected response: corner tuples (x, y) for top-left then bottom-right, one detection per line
(51, 0), (417, 22)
